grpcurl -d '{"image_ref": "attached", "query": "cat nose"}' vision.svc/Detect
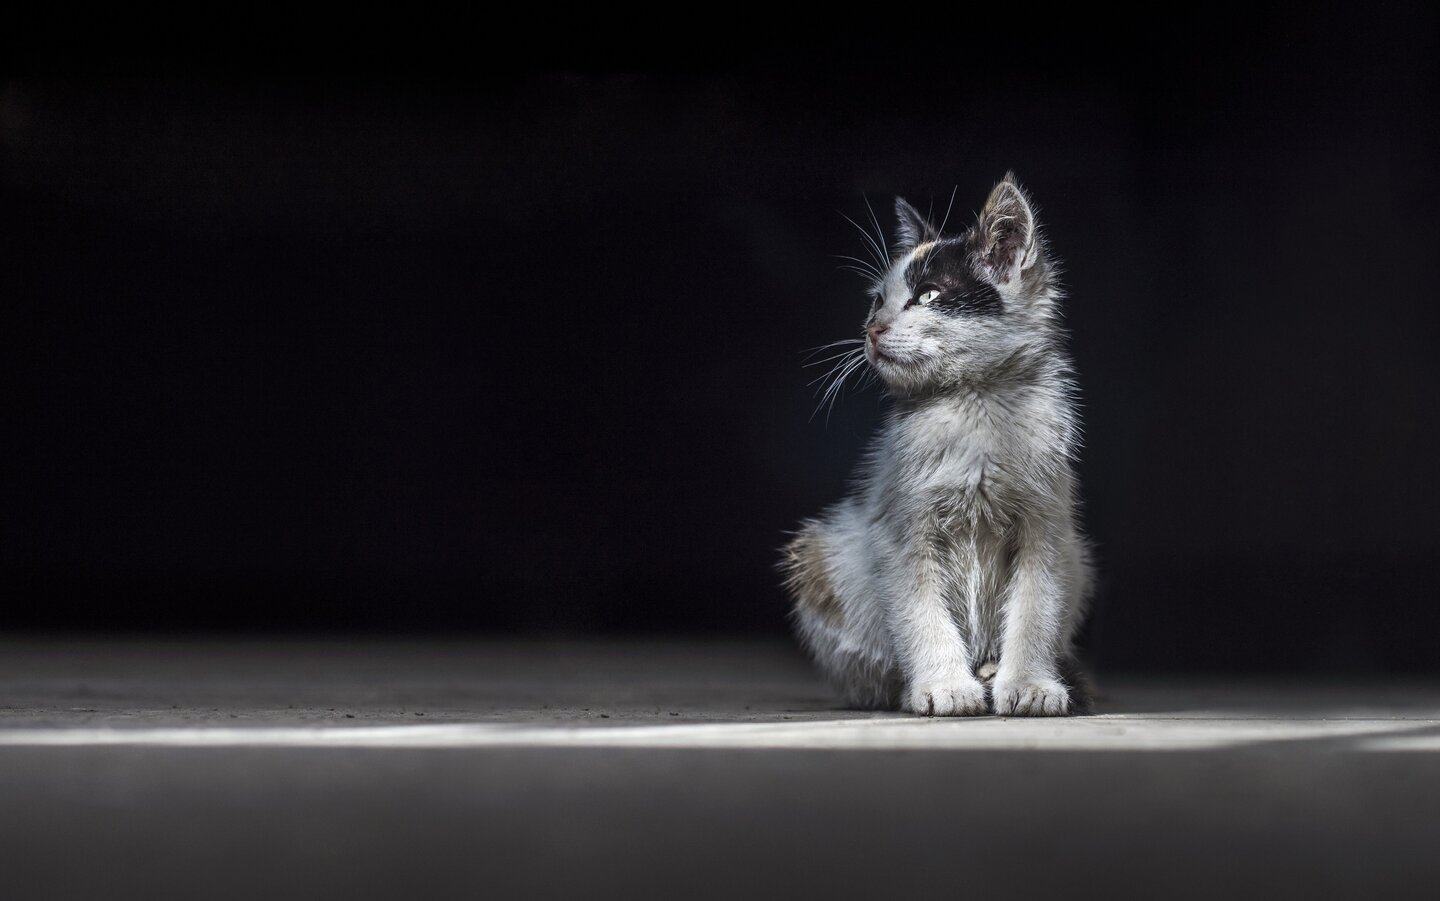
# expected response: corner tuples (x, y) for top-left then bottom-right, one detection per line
(868, 322), (890, 341)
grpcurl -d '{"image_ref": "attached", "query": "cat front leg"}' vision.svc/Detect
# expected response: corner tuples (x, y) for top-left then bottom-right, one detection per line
(992, 514), (1073, 716)
(885, 541), (986, 717)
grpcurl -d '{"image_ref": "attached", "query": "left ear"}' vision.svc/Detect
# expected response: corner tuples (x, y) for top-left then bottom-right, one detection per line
(894, 196), (939, 255)
(975, 172), (1040, 284)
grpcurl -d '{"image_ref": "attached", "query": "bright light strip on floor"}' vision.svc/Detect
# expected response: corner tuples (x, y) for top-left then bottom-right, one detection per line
(0, 717), (1435, 751)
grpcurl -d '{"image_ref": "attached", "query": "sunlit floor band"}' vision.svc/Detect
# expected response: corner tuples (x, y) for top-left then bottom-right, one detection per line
(1, 717), (1437, 751)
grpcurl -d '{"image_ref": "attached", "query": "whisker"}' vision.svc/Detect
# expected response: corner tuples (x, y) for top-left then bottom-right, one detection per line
(807, 348), (862, 387)
(803, 348), (866, 367)
(862, 194), (890, 264)
(801, 338), (865, 357)
(837, 266), (880, 282)
(916, 185), (960, 285)
(820, 354), (870, 423)
(831, 254), (884, 279)
(807, 346), (862, 390)
(839, 212), (888, 271)
(811, 348), (870, 422)
(936, 185), (959, 237)
(803, 346), (865, 367)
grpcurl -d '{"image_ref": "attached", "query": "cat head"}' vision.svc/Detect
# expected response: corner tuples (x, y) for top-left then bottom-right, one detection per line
(861, 173), (1060, 395)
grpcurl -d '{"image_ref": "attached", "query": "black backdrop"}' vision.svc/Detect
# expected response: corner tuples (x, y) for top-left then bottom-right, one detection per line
(5, 7), (1438, 672)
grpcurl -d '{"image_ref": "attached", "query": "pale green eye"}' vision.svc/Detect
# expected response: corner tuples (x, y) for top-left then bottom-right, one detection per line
(917, 289), (940, 305)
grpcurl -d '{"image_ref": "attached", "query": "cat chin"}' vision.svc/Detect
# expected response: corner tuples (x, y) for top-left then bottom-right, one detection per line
(869, 360), (934, 394)
(867, 342), (924, 371)
(866, 353), (912, 386)
(866, 345), (900, 366)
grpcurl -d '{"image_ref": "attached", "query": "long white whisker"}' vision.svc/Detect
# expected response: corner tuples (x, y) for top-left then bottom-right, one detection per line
(808, 347), (862, 392)
(807, 348), (863, 387)
(807, 349), (856, 387)
(839, 212), (888, 270)
(835, 265), (884, 284)
(812, 349), (869, 422)
(936, 185), (959, 238)
(831, 254), (883, 279)
(814, 365), (853, 418)
(803, 348), (867, 368)
(802, 340), (866, 364)
(837, 267), (882, 283)
(911, 186), (960, 286)
(862, 194), (890, 264)
(802, 338), (865, 357)
(822, 354), (870, 423)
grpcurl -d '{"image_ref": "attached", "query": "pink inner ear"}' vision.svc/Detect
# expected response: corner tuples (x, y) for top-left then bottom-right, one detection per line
(980, 224), (1023, 281)
(979, 191), (1033, 281)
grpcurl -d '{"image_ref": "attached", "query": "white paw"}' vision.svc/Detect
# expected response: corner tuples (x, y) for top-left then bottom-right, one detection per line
(904, 678), (988, 717)
(991, 676), (1071, 717)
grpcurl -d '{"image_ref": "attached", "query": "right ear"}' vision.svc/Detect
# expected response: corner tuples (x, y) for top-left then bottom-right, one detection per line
(894, 197), (938, 255)
(974, 172), (1040, 284)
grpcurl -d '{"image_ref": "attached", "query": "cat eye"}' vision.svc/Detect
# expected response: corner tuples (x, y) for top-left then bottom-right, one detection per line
(912, 288), (940, 307)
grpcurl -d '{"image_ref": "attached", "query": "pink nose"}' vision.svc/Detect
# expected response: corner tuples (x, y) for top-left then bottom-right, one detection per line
(868, 323), (889, 341)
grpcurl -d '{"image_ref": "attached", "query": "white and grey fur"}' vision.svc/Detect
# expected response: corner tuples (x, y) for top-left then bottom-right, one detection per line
(782, 173), (1093, 716)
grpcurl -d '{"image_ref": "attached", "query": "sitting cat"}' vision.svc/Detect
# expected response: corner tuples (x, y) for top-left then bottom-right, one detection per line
(782, 173), (1093, 716)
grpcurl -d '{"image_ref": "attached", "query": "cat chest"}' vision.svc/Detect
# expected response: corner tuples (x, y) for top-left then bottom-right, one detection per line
(901, 424), (1023, 491)
(888, 426), (1041, 523)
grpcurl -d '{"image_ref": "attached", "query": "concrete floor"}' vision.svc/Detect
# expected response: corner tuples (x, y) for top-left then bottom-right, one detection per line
(2, 639), (1438, 900)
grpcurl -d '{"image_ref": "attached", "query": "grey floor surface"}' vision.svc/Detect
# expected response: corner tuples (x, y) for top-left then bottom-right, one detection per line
(2, 638), (1438, 900)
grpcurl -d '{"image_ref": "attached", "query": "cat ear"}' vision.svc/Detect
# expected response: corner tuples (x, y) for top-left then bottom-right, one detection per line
(894, 197), (938, 255)
(975, 172), (1040, 284)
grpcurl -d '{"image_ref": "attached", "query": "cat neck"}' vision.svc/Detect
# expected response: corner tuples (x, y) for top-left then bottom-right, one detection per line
(891, 344), (1068, 414)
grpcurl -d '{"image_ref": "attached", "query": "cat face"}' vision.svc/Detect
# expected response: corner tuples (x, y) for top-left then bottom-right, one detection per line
(863, 174), (1055, 394)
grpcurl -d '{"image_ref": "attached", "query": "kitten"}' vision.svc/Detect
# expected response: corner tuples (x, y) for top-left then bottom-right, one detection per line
(782, 173), (1093, 716)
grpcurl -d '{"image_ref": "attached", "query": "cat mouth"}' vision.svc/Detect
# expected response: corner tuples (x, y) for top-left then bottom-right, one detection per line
(867, 344), (904, 366)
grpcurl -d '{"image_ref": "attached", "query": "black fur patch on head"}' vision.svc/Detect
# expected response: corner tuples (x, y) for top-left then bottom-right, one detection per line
(902, 239), (1003, 316)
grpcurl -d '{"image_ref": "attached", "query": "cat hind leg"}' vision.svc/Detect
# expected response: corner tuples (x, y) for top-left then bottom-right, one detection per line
(781, 520), (900, 710)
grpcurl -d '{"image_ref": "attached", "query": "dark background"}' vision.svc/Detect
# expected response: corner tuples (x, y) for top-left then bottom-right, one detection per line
(4, 6), (1437, 672)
